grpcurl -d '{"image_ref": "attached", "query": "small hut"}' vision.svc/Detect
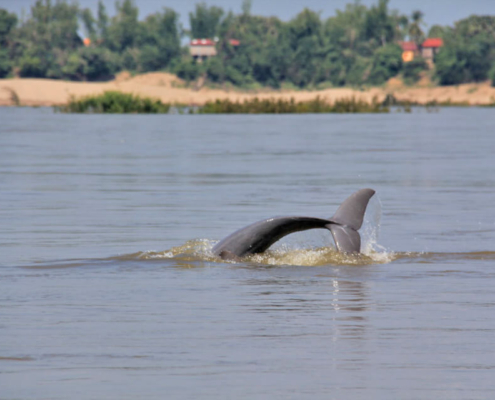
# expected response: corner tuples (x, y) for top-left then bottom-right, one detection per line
(421, 38), (444, 62)
(189, 38), (240, 62)
(399, 41), (419, 63)
(189, 39), (217, 62)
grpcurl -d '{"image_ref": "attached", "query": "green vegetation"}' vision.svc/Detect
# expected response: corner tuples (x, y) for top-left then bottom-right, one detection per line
(56, 91), (171, 113)
(403, 57), (428, 84)
(489, 64), (495, 87)
(54, 90), (491, 114)
(0, 0), (494, 87)
(434, 16), (495, 85)
(0, 8), (17, 78)
(200, 97), (389, 114)
(383, 93), (473, 108)
(55, 91), (391, 114)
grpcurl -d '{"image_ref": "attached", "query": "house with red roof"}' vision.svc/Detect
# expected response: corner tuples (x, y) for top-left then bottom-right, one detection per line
(398, 38), (443, 65)
(189, 38), (240, 62)
(421, 38), (444, 62)
(399, 41), (419, 63)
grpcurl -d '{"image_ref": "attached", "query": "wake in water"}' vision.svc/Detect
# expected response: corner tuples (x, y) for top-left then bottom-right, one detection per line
(118, 243), (495, 268)
(21, 246), (495, 270)
(20, 191), (495, 270)
(127, 239), (393, 266)
(120, 194), (393, 267)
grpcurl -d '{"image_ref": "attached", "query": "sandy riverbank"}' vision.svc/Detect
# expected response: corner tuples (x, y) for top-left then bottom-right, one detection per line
(1, 72), (494, 107)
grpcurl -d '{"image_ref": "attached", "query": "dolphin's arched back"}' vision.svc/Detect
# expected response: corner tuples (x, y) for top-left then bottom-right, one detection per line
(212, 188), (376, 260)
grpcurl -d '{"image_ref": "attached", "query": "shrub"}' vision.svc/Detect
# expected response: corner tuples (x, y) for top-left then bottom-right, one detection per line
(403, 56), (428, 84)
(200, 96), (388, 114)
(205, 57), (225, 82)
(79, 47), (119, 81)
(19, 55), (48, 78)
(56, 91), (171, 113)
(174, 59), (202, 82)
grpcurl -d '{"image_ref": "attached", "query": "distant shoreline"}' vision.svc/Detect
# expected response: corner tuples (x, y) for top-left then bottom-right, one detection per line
(1, 72), (495, 108)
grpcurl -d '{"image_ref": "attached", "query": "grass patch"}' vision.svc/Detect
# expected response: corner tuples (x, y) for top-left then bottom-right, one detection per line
(383, 93), (473, 108)
(57, 91), (488, 114)
(422, 99), (471, 107)
(55, 91), (171, 113)
(199, 96), (389, 114)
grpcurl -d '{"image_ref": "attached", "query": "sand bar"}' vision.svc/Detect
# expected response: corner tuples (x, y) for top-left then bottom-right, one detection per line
(1, 72), (494, 107)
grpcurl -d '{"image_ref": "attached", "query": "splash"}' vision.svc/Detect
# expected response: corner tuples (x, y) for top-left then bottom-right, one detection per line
(130, 236), (393, 266)
(127, 239), (218, 261)
(248, 246), (388, 266)
(359, 194), (395, 263)
(20, 249), (495, 270)
(112, 193), (397, 267)
(122, 198), (395, 267)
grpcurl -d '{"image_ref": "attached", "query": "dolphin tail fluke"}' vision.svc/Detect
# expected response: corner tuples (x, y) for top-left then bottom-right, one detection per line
(327, 188), (376, 253)
(327, 224), (361, 253)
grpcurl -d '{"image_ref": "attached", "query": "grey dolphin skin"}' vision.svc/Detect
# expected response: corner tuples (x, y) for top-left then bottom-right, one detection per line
(213, 188), (376, 260)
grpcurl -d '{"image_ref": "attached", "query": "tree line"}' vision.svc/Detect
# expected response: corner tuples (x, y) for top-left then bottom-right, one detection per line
(1, 0), (495, 87)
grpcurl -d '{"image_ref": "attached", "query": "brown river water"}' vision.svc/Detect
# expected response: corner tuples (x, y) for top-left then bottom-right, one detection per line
(1, 107), (495, 399)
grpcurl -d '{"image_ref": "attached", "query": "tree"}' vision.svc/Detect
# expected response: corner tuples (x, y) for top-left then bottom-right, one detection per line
(80, 8), (96, 42)
(106, 0), (139, 51)
(489, 63), (495, 87)
(137, 8), (181, 71)
(363, 0), (397, 46)
(29, 0), (81, 50)
(18, 50), (51, 77)
(205, 56), (225, 82)
(189, 3), (224, 39)
(0, 8), (17, 46)
(455, 15), (495, 38)
(7, 0), (82, 78)
(324, 2), (367, 51)
(428, 24), (447, 38)
(0, 8), (17, 77)
(10, 0), (494, 88)
(241, 0), (252, 17)
(175, 58), (202, 81)
(368, 43), (402, 84)
(96, 0), (109, 41)
(435, 16), (495, 85)
(286, 9), (324, 87)
(0, 48), (10, 77)
(408, 10), (424, 45)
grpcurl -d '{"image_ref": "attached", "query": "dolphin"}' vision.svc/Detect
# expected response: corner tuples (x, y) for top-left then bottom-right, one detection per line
(213, 188), (376, 260)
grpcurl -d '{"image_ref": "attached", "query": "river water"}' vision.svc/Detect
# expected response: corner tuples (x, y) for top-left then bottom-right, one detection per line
(1, 107), (495, 399)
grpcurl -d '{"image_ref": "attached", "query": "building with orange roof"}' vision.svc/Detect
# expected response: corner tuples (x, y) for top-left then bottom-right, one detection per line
(421, 38), (444, 62)
(399, 41), (419, 63)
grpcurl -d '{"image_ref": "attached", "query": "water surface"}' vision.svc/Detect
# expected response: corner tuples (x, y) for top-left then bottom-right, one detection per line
(1, 107), (495, 399)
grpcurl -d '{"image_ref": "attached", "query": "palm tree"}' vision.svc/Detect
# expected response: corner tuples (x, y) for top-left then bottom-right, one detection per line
(408, 10), (425, 46)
